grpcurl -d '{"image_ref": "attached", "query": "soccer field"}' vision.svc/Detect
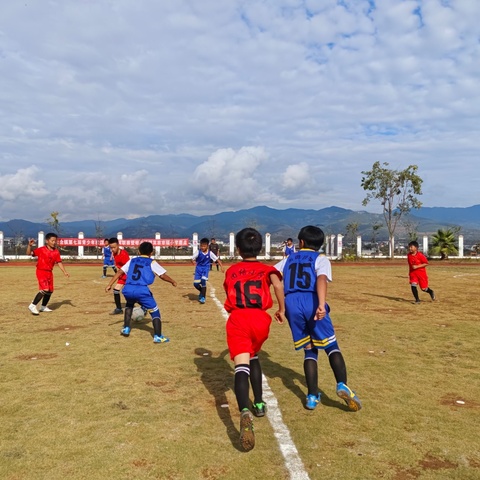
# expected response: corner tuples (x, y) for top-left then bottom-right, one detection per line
(1, 263), (479, 480)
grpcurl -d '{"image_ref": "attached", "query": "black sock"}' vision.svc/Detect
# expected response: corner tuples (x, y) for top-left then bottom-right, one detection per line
(103, 267), (107, 276)
(152, 317), (162, 336)
(304, 358), (318, 396)
(200, 286), (207, 298)
(194, 284), (201, 292)
(425, 288), (434, 298)
(41, 293), (52, 307)
(32, 292), (44, 305)
(113, 267), (118, 273)
(328, 351), (347, 384)
(249, 357), (263, 404)
(124, 307), (133, 329)
(234, 364), (250, 411)
(411, 285), (420, 301)
(113, 290), (122, 309)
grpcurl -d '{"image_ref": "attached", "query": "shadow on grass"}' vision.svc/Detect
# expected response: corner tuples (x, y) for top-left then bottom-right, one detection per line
(194, 347), (243, 452)
(182, 293), (202, 301)
(364, 293), (412, 303)
(260, 351), (351, 412)
(47, 299), (76, 309)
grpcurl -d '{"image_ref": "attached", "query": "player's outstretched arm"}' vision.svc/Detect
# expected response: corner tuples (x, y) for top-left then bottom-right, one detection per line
(57, 262), (70, 277)
(26, 239), (35, 255)
(105, 269), (123, 292)
(159, 273), (177, 287)
(270, 273), (286, 324)
(216, 257), (224, 272)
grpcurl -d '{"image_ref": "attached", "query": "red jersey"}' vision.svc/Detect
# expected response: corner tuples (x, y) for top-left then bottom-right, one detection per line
(113, 249), (130, 283)
(223, 261), (281, 313)
(32, 246), (62, 271)
(408, 251), (428, 273)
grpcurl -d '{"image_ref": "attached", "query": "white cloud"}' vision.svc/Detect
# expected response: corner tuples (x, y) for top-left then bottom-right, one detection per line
(0, 166), (49, 201)
(282, 162), (312, 190)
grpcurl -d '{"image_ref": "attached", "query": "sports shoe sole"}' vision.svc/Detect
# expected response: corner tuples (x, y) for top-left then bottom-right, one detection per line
(252, 403), (266, 417)
(337, 389), (362, 412)
(240, 411), (255, 451)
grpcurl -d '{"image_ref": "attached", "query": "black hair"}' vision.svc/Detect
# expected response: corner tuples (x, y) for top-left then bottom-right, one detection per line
(104, 238), (109, 242)
(200, 237), (209, 245)
(235, 228), (262, 257)
(108, 237), (119, 245)
(139, 241), (154, 255)
(408, 241), (419, 248)
(298, 225), (324, 251)
(45, 232), (58, 240)
(287, 237), (293, 242)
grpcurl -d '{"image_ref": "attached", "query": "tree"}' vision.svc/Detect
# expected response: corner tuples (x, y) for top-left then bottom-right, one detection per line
(430, 228), (459, 260)
(402, 215), (419, 243)
(371, 222), (383, 256)
(361, 162), (423, 258)
(46, 211), (62, 235)
(345, 222), (359, 256)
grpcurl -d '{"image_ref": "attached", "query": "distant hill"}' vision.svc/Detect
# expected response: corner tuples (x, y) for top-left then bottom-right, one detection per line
(1, 205), (480, 243)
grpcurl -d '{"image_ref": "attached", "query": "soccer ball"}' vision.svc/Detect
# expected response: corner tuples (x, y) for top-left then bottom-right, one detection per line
(132, 306), (146, 322)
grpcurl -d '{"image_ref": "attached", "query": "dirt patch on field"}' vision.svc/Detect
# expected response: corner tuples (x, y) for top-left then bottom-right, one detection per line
(16, 353), (58, 360)
(389, 464), (420, 480)
(440, 393), (480, 409)
(419, 453), (457, 470)
(146, 381), (168, 388)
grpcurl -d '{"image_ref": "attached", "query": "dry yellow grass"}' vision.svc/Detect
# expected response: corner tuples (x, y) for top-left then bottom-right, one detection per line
(1, 261), (479, 479)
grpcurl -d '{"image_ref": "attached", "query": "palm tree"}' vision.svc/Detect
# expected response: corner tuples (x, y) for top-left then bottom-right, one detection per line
(430, 228), (458, 260)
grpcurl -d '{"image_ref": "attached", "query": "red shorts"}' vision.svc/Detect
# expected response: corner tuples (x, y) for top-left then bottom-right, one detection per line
(36, 270), (54, 291)
(226, 309), (272, 360)
(409, 270), (428, 290)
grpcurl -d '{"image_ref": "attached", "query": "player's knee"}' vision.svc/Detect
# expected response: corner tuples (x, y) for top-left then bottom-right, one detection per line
(304, 348), (318, 361)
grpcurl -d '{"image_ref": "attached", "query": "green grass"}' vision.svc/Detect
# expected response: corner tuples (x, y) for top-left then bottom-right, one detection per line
(1, 263), (479, 479)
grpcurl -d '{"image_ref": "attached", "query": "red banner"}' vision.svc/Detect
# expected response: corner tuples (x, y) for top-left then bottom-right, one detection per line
(57, 238), (189, 247)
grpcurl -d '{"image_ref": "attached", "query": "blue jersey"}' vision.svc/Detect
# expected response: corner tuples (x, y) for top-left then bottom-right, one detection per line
(193, 250), (217, 267)
(125, 256), (156, 286)
(284, 245), (296, 257)
(103, 246), (114, 266)
(282, 250), (321, 296)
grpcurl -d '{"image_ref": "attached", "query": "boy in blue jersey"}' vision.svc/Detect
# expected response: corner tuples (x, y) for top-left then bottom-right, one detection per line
(192, 237), (223, 304)
(101, 239), (118, 278)
(283, 238), (296, 258)
(105, 242), (177, 343)
(275, 226), (361, 412)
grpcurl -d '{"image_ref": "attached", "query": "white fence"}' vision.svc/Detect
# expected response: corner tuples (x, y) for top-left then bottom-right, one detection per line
(0, 231), (475, 261)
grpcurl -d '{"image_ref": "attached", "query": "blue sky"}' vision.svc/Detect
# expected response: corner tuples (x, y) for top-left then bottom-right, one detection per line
(1, 0), (479, 222)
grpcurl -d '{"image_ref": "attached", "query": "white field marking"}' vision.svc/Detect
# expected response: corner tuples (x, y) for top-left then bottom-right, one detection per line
(209, 286), (310, 480)
(453, 273), (480, 278)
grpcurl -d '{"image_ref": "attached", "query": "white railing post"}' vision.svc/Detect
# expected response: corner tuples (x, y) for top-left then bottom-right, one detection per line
(423, 235), (428, 255)
(229, 232), (235, 258)
(0, 231), (3, 258)
(458, 235), (464, 258)
(192, 233), (198, 255)
(265, 233), (271, 260)
(356, 235), (362, 257)
(78, 232), (84, 258)
(336, 234), (343, 258)
(38, 231), (45, 247)
(155, 232), (161, 257)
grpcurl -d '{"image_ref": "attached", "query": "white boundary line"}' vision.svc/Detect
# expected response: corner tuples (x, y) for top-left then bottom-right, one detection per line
(209, 286), (310, 480)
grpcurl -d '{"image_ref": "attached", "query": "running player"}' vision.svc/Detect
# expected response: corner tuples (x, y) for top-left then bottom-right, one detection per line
(105, 242), (177, 343)
(192, 237), (223, 304)
(224, 227), (286, 451)
(26, 233), (70, 315)
(108, 237), (130, 315)
(275, 225), (362, 412)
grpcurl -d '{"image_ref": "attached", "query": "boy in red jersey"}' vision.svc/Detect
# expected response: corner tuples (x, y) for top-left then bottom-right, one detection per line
(108, 237), (130, 314)
(26, 233), (70, 315)
(223, 228), (286, 452)
(408, 241), (436, 304)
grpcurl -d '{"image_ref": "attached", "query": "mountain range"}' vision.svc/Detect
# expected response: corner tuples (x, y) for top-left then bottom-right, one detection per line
(2, 205), (480, 244)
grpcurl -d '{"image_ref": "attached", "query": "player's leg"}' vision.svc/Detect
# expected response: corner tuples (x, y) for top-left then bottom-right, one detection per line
(102, 264), (107, 278)
(29, 272), (48, 315)
(419, 275), (435, 300)
(249, 355), (266, 416)
(304, 346), (321, 409)
(111, 282), (124, 314)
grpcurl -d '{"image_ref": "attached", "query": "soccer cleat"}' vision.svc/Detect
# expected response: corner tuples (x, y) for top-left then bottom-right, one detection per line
(239, 409), (255, 451)
(110, 308), (123, 315)
(305, 393), (321, 410)
(153, 335), (170, 344)
(413, 300), (421, 304)
(336, 382), (362, 412)
(252, 402), (267, 417)
(199, 296), (206, 304)
(28, 304), (39, 315)
(430, 291), (436, 301)
(121, 326), (131, 337)
(39, 306), (53, 312)
(101, 275), (107, 279)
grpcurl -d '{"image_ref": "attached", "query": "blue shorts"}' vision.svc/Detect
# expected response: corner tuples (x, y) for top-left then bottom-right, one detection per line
(194, 266), (210, 283)
(122, 285), (159, 314)
(285, 292), (337, 351)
